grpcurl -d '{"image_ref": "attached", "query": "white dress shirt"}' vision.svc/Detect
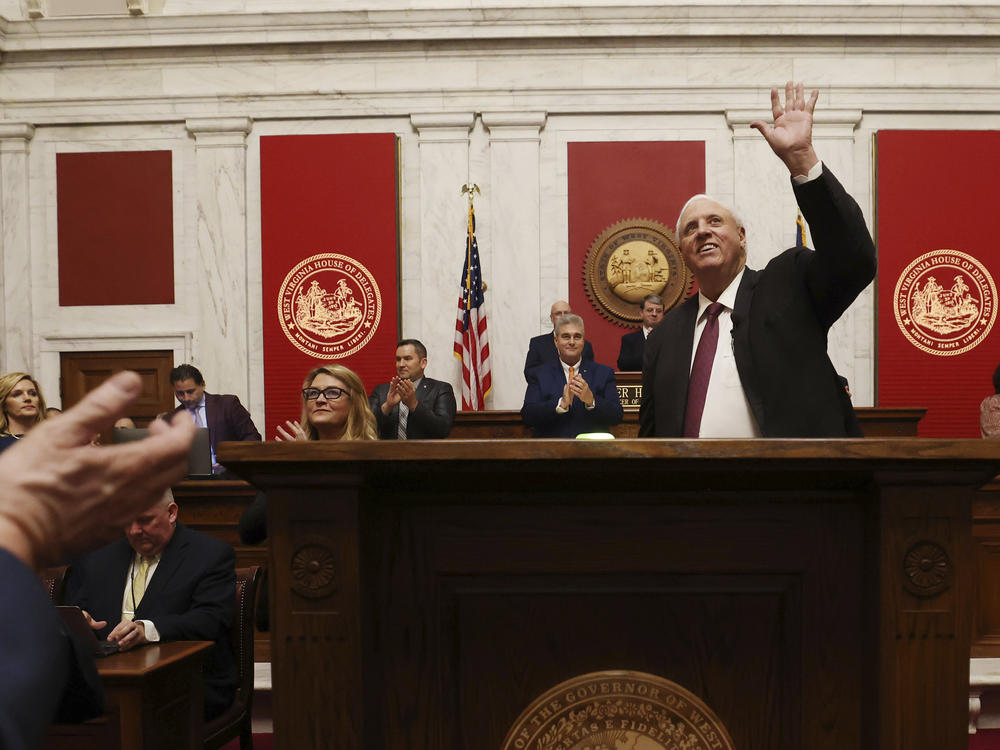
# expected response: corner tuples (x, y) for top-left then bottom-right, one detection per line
(187, 396), (217, 467)
(689, 270), (761, 438)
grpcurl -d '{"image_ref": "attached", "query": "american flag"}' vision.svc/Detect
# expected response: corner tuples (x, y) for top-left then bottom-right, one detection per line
(453, 202), (491, 410)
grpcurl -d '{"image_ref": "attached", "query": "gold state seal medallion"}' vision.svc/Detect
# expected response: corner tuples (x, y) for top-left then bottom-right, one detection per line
(502, 670), (734, 750)
(584, 219), (692, 325)
(277, 252), (382, 358)
(893, 249), (996, 357)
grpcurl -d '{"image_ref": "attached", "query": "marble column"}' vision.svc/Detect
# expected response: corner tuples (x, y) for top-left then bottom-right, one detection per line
(726, 108), (872, 404)
(481, 111), (546, 410)
(184, 116), (252, 399)
(409, 113), (475, 397)
(0, 123), (35, 374)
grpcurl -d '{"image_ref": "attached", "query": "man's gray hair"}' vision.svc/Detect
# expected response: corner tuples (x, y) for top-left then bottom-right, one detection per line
(641, 294), (664, 309)
(675, 194), (746, 238)
(554, 313), (585, 336)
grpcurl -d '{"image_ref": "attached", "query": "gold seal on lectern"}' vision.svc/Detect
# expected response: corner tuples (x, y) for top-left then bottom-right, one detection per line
(583, 219), (692, 326)
(501, 670), (735, 750)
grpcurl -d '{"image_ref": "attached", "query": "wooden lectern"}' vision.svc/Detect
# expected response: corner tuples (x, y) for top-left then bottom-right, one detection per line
(219, 438), (1000, 750)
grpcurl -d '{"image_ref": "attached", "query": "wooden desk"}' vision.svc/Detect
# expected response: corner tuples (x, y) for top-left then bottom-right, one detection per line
(221, 438), (1000, 750)
(449, 405), (927, 439)
(43, 641), (212, 750)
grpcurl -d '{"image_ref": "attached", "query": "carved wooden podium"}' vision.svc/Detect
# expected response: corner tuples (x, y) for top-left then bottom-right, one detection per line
(219, 438), (1000, 750)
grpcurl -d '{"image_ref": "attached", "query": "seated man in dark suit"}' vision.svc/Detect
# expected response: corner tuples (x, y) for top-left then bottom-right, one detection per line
(617, 293), (665, 371)
(522, 314), (624, 438)
(369, 339), (457, 439)
(170, 364), (261, 474)
(524, 299), (595, 378)
(64, 488), (237, 720)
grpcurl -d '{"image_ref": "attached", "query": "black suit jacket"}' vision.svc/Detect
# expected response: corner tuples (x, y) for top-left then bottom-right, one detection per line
(173, 392), (261, 455)
(64, 523), (237, 719)
(639, 166), (876, 438)
(521, 360), (624, 438)
(524, 332), (595, 378)
(368, 377), (457, 439)
(617, 329), (646, 371)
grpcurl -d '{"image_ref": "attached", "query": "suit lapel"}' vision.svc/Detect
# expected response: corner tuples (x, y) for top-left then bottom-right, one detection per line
(101, 540), (134, 624)
(135, 524), (189, 619)
(731, 268), (764, 425)
(204, 393), (218, 444)
(666, 297), (699, 423)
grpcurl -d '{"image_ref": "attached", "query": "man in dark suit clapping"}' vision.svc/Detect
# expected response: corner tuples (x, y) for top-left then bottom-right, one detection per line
(522, 314), (623, 438)
(369, 339), (457, 439)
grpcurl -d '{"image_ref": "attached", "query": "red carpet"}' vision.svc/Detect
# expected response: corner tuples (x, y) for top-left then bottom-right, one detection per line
(973, 730), (1000, 749)
(224, 729), (1000, 748)
(220, 735), (272, 750)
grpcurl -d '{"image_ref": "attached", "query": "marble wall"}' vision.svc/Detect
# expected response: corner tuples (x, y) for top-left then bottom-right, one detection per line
(0, 3), (995, 419)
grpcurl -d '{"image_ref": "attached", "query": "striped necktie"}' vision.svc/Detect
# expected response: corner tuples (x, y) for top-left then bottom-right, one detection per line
(397, 402), (409, 440)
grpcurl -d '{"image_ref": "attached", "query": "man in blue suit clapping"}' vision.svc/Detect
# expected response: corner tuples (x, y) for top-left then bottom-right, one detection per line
(521, 314), (623, 438)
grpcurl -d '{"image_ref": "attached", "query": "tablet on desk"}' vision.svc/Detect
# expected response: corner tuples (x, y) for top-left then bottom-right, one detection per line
(57, 605), (120, 658)
(112, 426), (213, 479)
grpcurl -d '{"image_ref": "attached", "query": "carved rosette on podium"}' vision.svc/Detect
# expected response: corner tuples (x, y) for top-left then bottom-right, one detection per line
(502, 671), (734, 750)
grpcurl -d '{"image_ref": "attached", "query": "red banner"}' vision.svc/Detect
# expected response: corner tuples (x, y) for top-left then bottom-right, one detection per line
(567, 141), (705, 365)
(876, 131), (1000, 436)
(57, 151), (174, 306)
(260, 134), (399, 440)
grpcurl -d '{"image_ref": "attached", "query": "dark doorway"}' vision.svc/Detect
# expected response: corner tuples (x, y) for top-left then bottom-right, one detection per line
(60, 350), (176, 444)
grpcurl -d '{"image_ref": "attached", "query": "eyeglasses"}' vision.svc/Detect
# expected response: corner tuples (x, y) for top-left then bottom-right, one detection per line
(302, 387), (350, 401)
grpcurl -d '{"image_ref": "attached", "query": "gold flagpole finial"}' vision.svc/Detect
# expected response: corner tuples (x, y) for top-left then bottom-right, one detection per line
(461, 183), (481, 203)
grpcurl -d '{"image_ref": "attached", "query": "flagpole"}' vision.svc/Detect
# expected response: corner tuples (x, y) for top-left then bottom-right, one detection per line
(455, 182), (490, 410)
(461, 183), (480, 312)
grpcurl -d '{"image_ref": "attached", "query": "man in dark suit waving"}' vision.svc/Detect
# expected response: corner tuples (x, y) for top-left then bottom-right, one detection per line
(369, 339), (457, 439)
(639, 82), (876, 438)
(522, 314), (623, 438)
(64, 489), (237, 720)
(170, 364), (261, 472)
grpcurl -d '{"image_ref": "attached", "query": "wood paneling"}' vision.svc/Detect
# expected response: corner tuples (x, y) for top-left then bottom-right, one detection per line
(60, 350), (175, 443)
(170, 480), (268, 662)
(219, 438), (998, 750)
(449, 405), (925, 439)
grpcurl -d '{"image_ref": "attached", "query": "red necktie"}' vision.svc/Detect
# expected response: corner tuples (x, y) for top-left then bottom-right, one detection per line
(683, 302), (725, 438)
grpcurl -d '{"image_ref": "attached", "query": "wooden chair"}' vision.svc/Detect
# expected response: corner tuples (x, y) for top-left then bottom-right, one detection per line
(204, 565), (262, 750)
(39, 565), (69, 603)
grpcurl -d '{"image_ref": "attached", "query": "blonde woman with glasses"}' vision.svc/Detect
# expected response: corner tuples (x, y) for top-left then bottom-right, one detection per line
(275, 363), (376, 442)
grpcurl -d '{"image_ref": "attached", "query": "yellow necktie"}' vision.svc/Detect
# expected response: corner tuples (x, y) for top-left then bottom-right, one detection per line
(568, 365), (575, 381)
(131, 556), (152, 614)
